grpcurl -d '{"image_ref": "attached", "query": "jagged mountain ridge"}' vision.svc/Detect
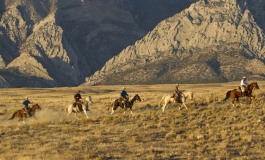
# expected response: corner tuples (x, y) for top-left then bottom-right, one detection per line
(84, 0), (265, 85)
(0, 0), (196, 87)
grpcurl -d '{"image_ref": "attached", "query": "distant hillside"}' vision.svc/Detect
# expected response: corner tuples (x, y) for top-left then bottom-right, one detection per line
(84, 0), (265, 85)
(0, 0), (196, 87)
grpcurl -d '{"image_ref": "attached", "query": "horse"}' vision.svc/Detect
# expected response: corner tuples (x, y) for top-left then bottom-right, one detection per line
(109, 94), (142, 114)
(9, 104), (42, 124)
(224, 82), (260, 107)
(65, 96), (93, 120)
(182, 90), (194, 100)
(159, 94), (187, 112)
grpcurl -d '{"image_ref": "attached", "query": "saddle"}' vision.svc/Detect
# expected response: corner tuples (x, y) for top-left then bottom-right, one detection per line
(172, 93), (181, 103)
(237, 86), (247, 96)
(118, 97), (128, 108)
(22, 108), (31, 117)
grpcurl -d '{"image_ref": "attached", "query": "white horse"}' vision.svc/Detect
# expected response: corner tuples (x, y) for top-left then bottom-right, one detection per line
(159, 94), (187, 112)
(65, 96), (93, 120)
(182, 90), (194, 100)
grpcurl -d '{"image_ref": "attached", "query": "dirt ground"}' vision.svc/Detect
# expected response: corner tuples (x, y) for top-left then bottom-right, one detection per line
(0, 82), (264, 160)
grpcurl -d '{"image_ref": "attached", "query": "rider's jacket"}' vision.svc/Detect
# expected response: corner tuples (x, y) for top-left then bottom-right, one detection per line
(22, 100), (31, 107)
(241, 79), (247, 86)
(120, 90), (128, 99)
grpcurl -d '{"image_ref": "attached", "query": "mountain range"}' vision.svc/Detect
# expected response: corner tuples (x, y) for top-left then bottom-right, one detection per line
(0, 0), (264, 87)
(84, 0), (265, 85)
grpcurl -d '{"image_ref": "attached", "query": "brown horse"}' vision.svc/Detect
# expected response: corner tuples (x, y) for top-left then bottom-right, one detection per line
(9, 104), (42, 124)
(109, 94), (142, 114)
(224, 82), (260, 107)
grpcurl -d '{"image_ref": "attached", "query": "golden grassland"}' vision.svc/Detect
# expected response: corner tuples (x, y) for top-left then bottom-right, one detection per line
(0, 81), (265, 160)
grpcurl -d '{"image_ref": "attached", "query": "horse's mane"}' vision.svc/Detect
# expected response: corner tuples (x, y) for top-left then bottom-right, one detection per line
(248, 82), (257, 89)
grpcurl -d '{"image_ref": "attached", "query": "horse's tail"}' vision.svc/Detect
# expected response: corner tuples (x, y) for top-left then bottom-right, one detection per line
(158, 96), (165, 107)
(9, 111), (17, 120)
(224, 90), (231, 101)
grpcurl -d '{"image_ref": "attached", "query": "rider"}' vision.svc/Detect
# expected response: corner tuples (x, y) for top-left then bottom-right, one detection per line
(22, 97), (32, 117)
(120, 87), (129, 108)
(240, 76), (248, 96)
(173, 84), (182, 102)
(74, 91), (82, 111)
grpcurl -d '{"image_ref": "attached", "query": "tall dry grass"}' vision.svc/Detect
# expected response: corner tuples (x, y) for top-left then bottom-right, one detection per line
(0, 81), (264, 159)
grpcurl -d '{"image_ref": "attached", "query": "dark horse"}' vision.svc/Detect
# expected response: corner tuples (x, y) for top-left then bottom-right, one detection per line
(109, 94), (142, 114)
(224, 82), (260, 107)
(9, 104), (42, 124)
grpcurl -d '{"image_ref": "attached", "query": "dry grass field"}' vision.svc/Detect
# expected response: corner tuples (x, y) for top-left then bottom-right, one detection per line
(0, 82), (265, 160)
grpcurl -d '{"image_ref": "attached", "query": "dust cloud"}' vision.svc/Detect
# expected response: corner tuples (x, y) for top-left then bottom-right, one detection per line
(0, 108), (67, 126)
(35, 108), (66, 122)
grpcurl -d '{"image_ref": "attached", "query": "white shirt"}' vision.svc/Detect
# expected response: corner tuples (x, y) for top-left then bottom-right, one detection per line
(241, 79), (247, 86)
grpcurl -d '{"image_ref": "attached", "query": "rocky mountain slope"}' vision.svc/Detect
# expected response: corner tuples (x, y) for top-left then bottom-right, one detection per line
(0, 0), (196, 87)
(84, 0), (265, 85)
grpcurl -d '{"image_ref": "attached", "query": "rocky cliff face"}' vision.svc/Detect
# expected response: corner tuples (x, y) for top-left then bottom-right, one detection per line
(84, 0), (265, 85)
(0, 0), (195, 87)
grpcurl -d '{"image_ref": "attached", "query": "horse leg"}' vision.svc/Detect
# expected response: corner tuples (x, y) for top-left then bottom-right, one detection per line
(21, 117), (26, 124)
(74, 113), (80, 120)
(66, 106), (74, 119)
(247, 95), (255, 107)
(83, 111), (89, 118)
(111, 107), (115, 114)
(123, 107), (127, 115)
(111, 104), (118, 114)
(162, 103), (167, 112)
(183, 102), (188, 109)
(67, 111), (72, 120)
(231, 97), (236, 107)
(18, 115), (25, 124)
(236, 97), (242, 107)
(178, 104), (181, 110)
(33, 113), (38, 121)
(130, 107), (133, 114)
(249, 95), (255, 103)
(31, 113), (35, 122)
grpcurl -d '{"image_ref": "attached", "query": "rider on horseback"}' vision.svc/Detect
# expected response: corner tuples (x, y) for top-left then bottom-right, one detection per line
(74, 91), (82, 111)
(240, 76), (248, 96)
(120, 87), (129, 108)
(22, 97), (32, 117)
(172, 84), (182, 102)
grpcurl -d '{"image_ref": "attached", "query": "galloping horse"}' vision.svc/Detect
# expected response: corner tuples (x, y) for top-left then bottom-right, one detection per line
(9, 104), (42, 124)
(224, 82), (260, 107)
(159, 94), (187, 112)
(65, 96), (93, 120)
(109, 94), (142, 114)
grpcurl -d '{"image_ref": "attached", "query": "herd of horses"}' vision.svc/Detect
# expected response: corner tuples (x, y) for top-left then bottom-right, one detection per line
(8, 82), (260, 124)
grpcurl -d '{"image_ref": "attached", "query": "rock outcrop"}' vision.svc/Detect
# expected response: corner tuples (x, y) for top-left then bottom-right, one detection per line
(84, 0), (265, 85)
